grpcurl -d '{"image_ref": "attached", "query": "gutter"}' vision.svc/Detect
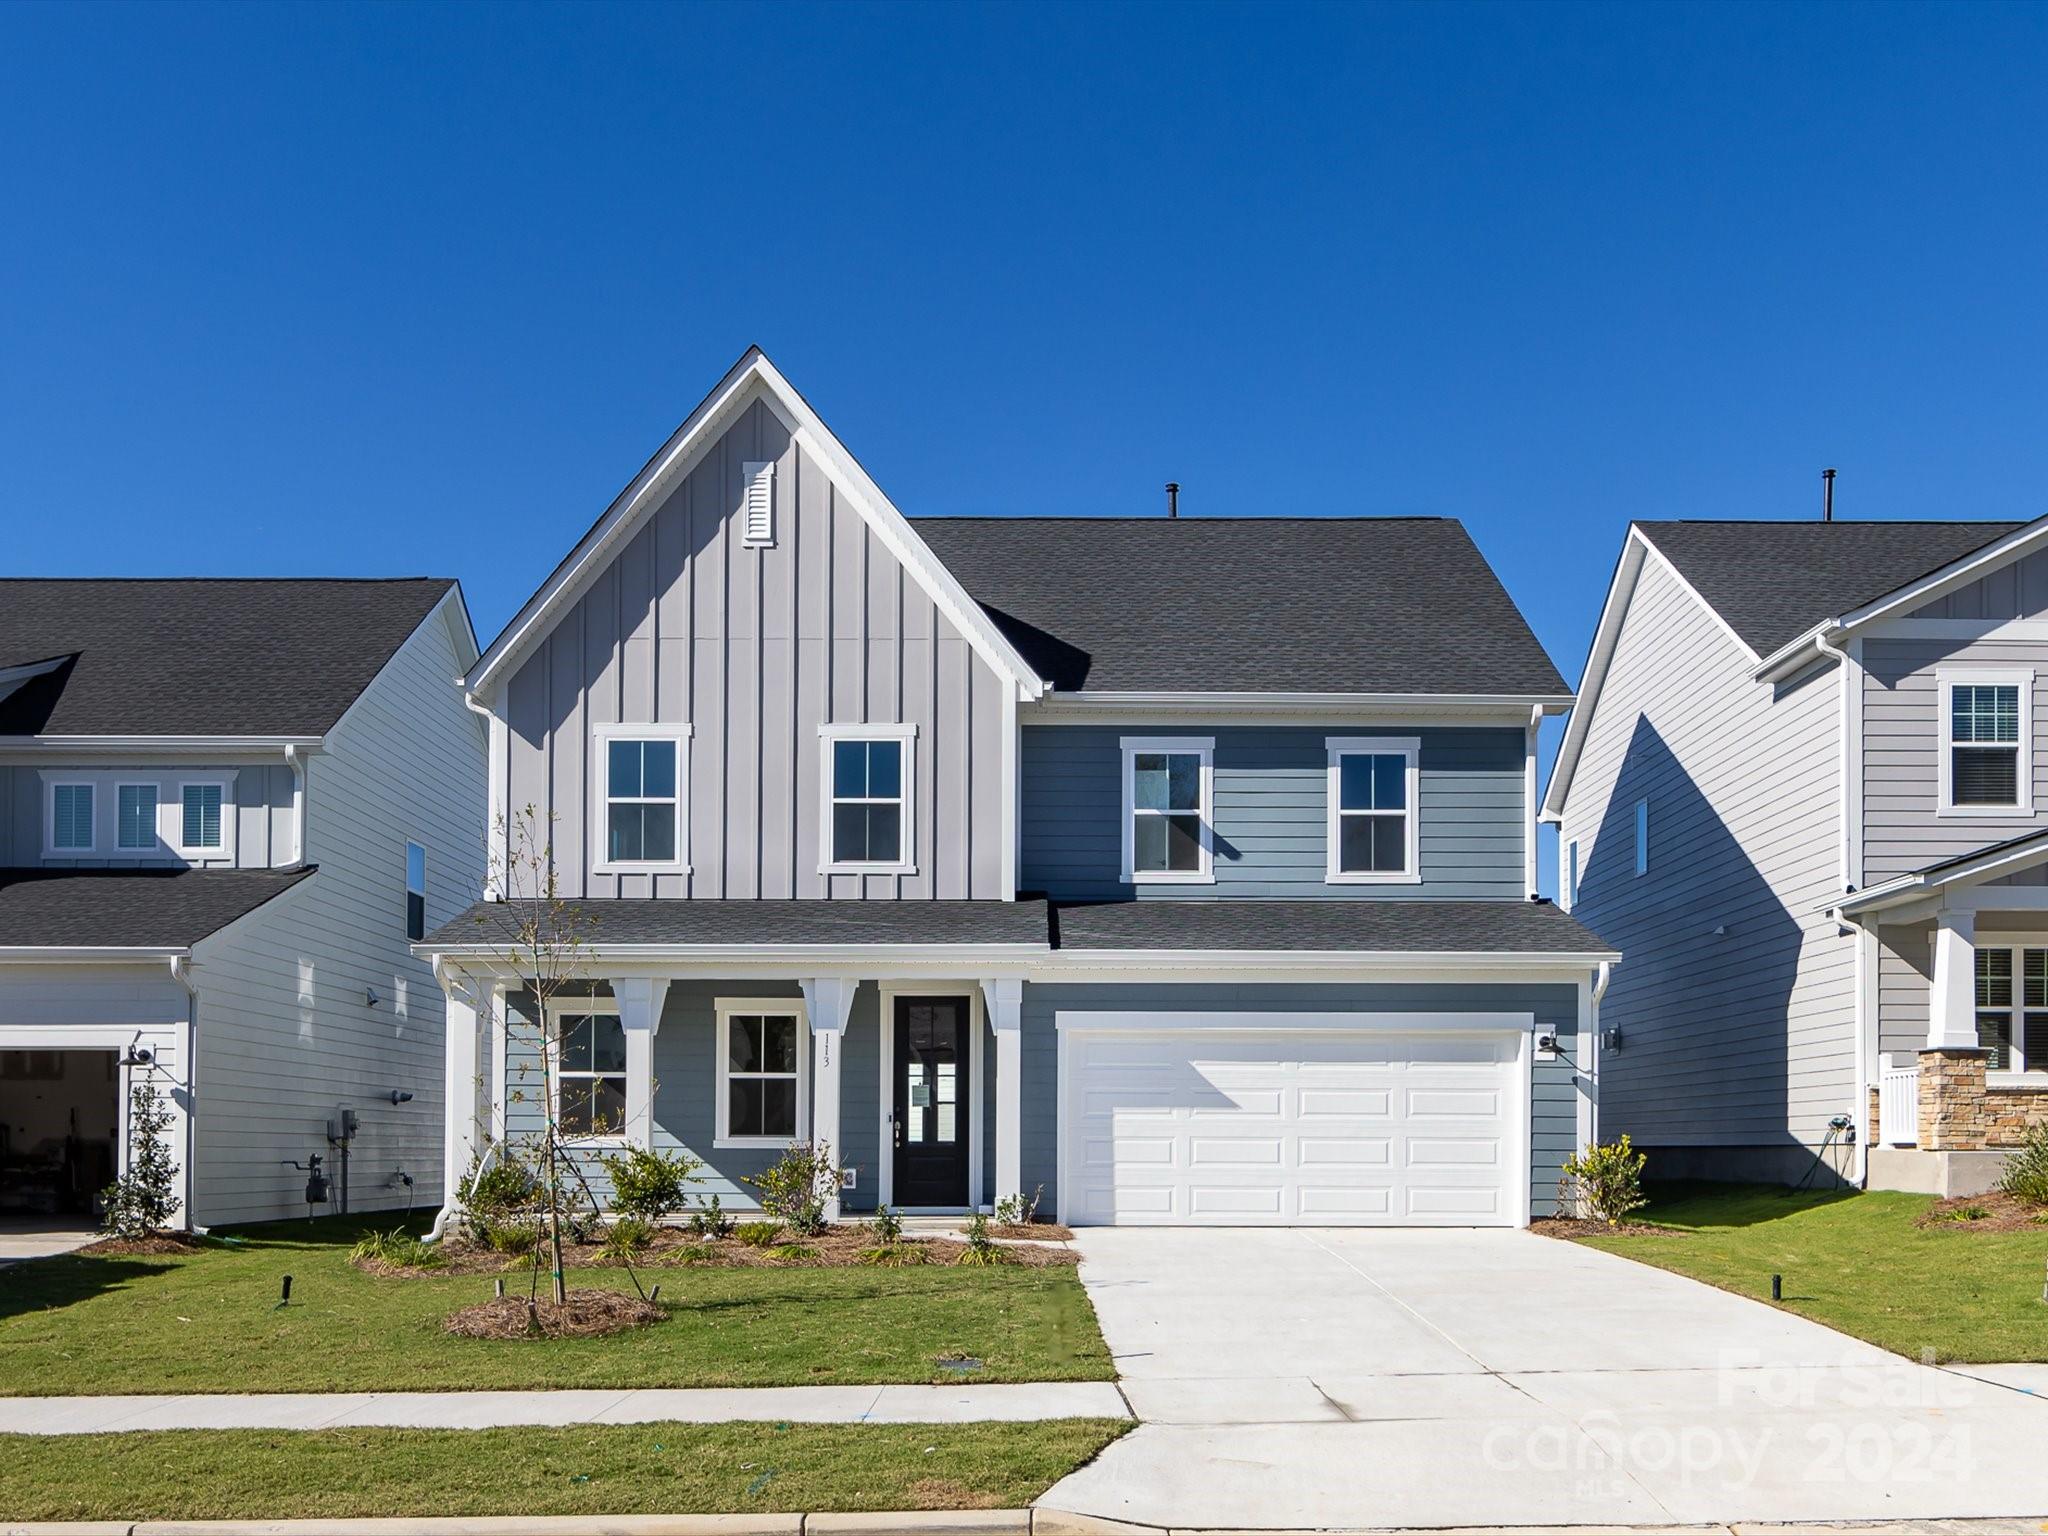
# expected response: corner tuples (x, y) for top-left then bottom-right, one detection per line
(0, 734), (324, 757)
(0, 946), (191, 964)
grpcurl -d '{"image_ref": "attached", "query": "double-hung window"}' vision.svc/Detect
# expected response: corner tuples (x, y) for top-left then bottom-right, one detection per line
(49, 782), (94, 854)
(1940, 670), (2031, 814)
(1325, 737), (1419, 883)
(1120, 736), (1213, 883)
(715, 998), (808, 1147)
(550, 1001), (627, 1139)
(820, 724), (916, 875)
(1974, 946), (2048, 1075)
(180, 782), (226, 853)
(117, 784), (159, 851)
(593, 723), (692, 874)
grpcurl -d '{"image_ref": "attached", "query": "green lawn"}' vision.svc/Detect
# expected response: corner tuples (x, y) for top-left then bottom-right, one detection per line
(0, 1420), (1129, 1519)
(0, 1215), (1113, 1394)
(1577, 1182), (2048, 1362)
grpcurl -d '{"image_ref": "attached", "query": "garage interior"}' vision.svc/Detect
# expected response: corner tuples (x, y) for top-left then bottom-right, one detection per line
(0, 1048), (118, 1220)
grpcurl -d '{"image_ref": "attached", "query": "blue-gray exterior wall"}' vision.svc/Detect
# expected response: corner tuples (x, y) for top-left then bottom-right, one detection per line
(1021, 724), (1527, 899)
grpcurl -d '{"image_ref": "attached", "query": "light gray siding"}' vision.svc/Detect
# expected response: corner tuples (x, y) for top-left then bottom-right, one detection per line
(1559, 554), (1856, 1158)
(1910, 548), (2048, 621)
(1021, 725), (1526, 899)
(1016, 980), (1580, 1221)
(187, 598), (487, 1225)
(0, 762), (296, 868)
(499, 398), (1007, 901)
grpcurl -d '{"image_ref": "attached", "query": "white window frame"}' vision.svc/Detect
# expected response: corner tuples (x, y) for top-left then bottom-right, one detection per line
(818, 722), (918, 877)
(545, 997), (630, 1145)
(175, 779), (235, 860)
(1937, 666), (2034, 817)
(43, 778), (96, 857)
(115, 782), (162, 853)
(714, 996), (811, 1149)
(1973, 943), (2048, 1080)
(1120, 735), (1215, 885)
(591, 722), (693, 876)
(1634, 799), (1649, 877)
(1324, 736), (1421, 885)
(405, 840), (427, 943)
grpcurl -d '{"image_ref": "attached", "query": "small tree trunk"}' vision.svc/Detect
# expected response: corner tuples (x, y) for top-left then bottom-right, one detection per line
(544, 1126), (567, 1307)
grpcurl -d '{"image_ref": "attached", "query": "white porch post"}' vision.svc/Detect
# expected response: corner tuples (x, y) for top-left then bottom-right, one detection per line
(1929, 908), (1979, 1051)
(981, 977), (1023, 1211)
(442, 982), (482, 1205)
(611, 978), (672, 1150)
(801, 978), (860, 1222)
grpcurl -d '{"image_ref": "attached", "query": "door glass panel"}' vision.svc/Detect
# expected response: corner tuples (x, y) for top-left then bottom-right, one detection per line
(937, 1103), (956, 1141)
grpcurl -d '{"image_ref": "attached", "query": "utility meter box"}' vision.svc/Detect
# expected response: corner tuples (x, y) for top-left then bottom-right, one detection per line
(326, 1105), (359, 1145)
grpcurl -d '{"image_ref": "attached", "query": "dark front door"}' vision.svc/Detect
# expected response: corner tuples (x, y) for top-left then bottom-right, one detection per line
(893, 996), (970, 1207)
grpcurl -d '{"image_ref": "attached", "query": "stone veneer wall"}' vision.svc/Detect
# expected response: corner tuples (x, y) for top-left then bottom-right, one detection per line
(1917, 1048), (2048, 1150)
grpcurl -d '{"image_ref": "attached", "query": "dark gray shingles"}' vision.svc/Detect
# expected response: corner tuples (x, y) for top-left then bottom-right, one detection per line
(1635, 520), (2022, 658)
(0, 866), (315, 949)
(424, 897), (1053, 949)
(0, 579), (457, 737)
(1051, 898), (1613, 953)
(914, 518), (1568, 695)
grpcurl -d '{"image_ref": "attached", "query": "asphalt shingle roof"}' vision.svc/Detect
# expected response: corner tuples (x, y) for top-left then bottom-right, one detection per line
(0, 866), (315, 950)
(1634, 520), (2022, 658)
(915, 518), (1568, 696)
(0, 579), (458, 737)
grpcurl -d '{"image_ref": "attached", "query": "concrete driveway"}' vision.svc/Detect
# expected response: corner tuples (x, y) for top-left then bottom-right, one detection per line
(1044, 1227), (2048, 1529)
(0, 1217), (97, 1264)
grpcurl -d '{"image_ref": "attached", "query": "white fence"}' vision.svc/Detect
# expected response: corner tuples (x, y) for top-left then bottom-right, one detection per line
(1879, 1056), (1920, 1147)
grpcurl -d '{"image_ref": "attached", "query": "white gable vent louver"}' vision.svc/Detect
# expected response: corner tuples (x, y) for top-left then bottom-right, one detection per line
(742, 460), (776, 548)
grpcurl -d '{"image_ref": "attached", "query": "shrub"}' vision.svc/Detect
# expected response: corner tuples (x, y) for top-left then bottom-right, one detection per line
(871, 1204), (904, 1244)
(351, 1227), (444, 1269)
(1997, 1123), (2048, 1207)
(766, 1242), (818, 1263)
(487, 1222), (538, 1256)
(955, 1211), (1007, 1267)
(459, 1152), (540, 1219)
(1559, 1135), (1649, 1225)
(993, 1185), (1044, 1227)
(101, 1080), (181, 1238)
(859, 1241), (930, 1267)
(687, 1194), (734, 1240)
(743, 1142), (842, 1237)
(601, 1215), (657, 1258)
(597, 1146), (701, 1224)
(736, 1220), (784, 1248)
(1948, 1203), (1991, 1223)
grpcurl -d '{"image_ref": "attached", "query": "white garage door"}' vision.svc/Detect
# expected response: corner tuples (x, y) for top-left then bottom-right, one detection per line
(1061, 1023), (1527, 1227)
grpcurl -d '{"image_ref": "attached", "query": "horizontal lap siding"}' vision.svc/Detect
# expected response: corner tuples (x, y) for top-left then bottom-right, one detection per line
(1559, 556), (1853, 1151)
(1021, 725), (1525, 899)
(1017, 980), (1581, 1220)
(502, 398), (1004, 902)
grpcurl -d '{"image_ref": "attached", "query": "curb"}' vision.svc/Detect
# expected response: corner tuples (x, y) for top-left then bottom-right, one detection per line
(13, 1518), (2048, 1536)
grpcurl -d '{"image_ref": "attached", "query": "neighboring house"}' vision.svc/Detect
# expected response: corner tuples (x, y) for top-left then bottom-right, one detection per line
(421, 349), (1614, 1229)
(1548, 519), (2048, 1195)
(0, 579), (485, 1227)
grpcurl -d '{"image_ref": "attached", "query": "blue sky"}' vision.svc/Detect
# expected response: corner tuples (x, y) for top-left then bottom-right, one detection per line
(5, 2), (2047, 890)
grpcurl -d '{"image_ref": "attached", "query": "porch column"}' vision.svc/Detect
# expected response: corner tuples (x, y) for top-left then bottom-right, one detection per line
(1929, 909), (1980, 1051)
(442, 982), (482, 1205)
(611, 977), (672, 1149)
(981, 978), (1023, 1211)
(801, 978), (859, 1222)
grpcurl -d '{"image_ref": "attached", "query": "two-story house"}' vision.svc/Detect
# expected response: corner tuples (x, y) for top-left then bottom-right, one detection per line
(421, 349), (1614, 1228)
(1548, 518), (2048, 1197)
(0, 578), (485, 1229)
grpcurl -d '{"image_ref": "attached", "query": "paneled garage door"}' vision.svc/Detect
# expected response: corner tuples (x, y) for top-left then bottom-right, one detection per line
(1060, 1022), (1527, 1227)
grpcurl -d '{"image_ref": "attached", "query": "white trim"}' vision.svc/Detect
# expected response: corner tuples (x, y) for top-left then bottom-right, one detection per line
(818, 722), (918, 877)
(1000, 687), (1019, 899)
(42, 776), (96, 856)
(0, 734), (323, 758)
(740, 460), (776, 548)
(591, 722), (694, 876)
(1846, 637), (1865, 890)
(874, 983), (985, 1213)
(1120, 735), (1215, 885)
(464, 349), (1046, 702)
(544, 996), (629, 1145)
(1323, 735), (1421, 885)
(1936, 666), (2034, 817)
(1032, 692), (1573, 727)
(1969, 941), (2048, 1076)
(1524, 707), (1540, 897)
(1574, 972), (1596, 1159)
(713, 995), (811, 1149)
(405, 839), (428, 943)
(173, 777), (235, 862)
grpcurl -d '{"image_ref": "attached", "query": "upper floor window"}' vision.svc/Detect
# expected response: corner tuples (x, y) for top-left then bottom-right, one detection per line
(715, 997), (809, 1147)
(181, 782), (226, 852)
(1325, 737), (1419, 884)
(549, 1000), (626, 1140)
(49, 782), (93, 853)
(592, 722), (692, 875)
(1940, 670), (2032, 814)
(405, 841), (427, 942)
(820, 723), (917, 875)
(1634, 799), (1649, 876)
(1975, 946), (2048, 1075)
(1566, 840), (1580, 909)
(117, 784), (159, 851)
(1120, 736), (1214, 884)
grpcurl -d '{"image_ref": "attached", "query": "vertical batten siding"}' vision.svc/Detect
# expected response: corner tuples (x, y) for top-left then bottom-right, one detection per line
(501, 398), (1004, 901)
(1559, 556), (1855, 1155)
(1020, 725), (1526, 899)
(187, 603), (487, 1225)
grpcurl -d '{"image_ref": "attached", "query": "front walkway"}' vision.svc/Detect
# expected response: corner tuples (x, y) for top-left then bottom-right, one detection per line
(1044, 1227), (2048, 1529)
(0, 1382), (1128, 1435)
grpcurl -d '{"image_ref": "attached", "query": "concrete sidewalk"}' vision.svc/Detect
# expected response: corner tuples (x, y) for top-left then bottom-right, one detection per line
(0, 1382), (1129, 1435)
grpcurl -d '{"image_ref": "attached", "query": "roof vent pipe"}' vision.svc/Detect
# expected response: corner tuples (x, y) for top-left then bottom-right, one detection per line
(1822, 467), (1836, 522)
(1165, 482), (1179, 518)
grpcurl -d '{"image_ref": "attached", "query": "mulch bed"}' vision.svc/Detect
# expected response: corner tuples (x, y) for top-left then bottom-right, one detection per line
(444, 1288), (665, 1339)
(993, 1221), (1075, 1241)
(76, 1232), (207, 1257)
(1531, 1216), (1683, 1240)
(1914, 1191), (2048, 1233)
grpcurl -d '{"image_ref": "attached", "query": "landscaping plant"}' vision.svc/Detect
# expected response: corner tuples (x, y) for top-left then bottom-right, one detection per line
(993, 1185), (1044, 1227)
(1559, 1134), (1649, 1225)
(736, 1220), (783, 1247)
(351, 1228), (444, 1269)
(100, 1078), (181, 1238)
(1997, 1122), (2048, 1207)
(744, 1141), (842, 1236)
(871, 1204), (903, 1243)
(601, 1216), (657, 1259)
(687, 1194), (734, 1239)
(598, 1145), (702, 1224)
(956, 1211), (1007, 1267)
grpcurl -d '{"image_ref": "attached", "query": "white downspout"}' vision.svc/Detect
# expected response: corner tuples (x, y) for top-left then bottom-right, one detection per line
(283, 745), (308, 866)
(1813, 627), (1866, 1183)
(1524, 706), (1541, 899)
(1588, 960), (1612, 1146)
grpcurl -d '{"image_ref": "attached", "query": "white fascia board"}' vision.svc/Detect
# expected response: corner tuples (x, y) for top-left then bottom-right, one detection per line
(0, 735), (324, 760)
(0, 946), (191, 964)
(465, 349), (1047, 704)
(1836, 833), (2048, 919)
(1032, 692), (1572, 729)
(1541, 531), (1649, 820)
(1038, 949), (1619, 975)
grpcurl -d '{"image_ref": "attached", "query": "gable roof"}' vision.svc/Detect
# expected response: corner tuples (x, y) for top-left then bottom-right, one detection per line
(1635, 519), (2020, 657)
(0, 865), (314, 952)
(466, 348), (1047, 701)
(915, 516), (1568, 697)
(0, 579), (462, 738)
